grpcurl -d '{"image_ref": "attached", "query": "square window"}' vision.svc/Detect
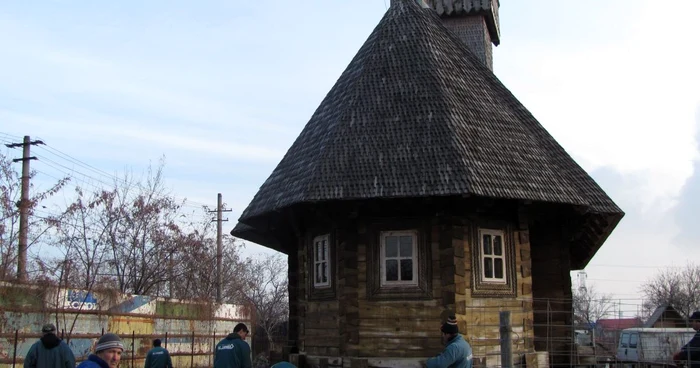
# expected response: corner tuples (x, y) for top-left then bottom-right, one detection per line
(380, 231), (418, 287)
(367, 225), (431, 300)
(313, 234), (330, 289)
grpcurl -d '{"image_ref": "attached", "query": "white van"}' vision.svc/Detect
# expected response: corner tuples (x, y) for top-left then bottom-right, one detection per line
(616, 327), (695, 367)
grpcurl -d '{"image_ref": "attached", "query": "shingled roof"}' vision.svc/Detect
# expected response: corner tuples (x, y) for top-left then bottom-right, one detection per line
(233, 0), (623, 264)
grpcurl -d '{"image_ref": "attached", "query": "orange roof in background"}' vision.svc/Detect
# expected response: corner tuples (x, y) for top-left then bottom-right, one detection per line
(596, 318), (643, 330)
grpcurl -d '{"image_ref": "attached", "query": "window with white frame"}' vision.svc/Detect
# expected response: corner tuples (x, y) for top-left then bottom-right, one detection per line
(479, 229), (507, 284)
(313, 234), (330, 288)
(380, 231), (418, 287)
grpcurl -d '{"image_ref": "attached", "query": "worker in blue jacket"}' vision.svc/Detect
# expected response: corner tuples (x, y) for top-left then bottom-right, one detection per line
(426, 316), (473, 368)
(214, 323), (252, 368)
(24, 323), (76, 368)
(144, 339), (172, 368)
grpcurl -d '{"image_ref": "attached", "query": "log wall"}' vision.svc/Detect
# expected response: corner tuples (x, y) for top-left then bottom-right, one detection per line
(288, 213), (549, 367)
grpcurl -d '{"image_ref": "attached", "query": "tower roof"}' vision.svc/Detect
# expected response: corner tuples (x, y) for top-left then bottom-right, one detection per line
(232, 0), (623, 267)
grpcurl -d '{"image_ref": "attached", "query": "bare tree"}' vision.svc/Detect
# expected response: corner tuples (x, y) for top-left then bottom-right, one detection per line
(640, 263), (700, 319)
(0, 152), (68, 280)
(235, 253), (289, 352)
(169, 226), (245, 301)
(573, 284), (615, 327)
(45, 187), (113, 289)
(98, 161), (185, 295)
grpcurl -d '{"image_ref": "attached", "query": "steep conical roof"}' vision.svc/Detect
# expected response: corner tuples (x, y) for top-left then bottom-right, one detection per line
(233, 0), (623, 265)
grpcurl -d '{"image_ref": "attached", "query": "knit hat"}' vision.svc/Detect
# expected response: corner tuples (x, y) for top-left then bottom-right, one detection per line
(41, 323), (56, 333)
(690, 311), (700, 321)
(95, 333), (124, 352)
(441, 315), (459, 335)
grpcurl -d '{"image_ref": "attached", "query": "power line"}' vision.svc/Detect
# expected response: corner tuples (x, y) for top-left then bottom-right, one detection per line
(32, 140), (210, 208)
(8, 136), (213, 210)
(35, 153), (114, 188)
(0, 132), (23, 141)
(34, 143), (125, 183)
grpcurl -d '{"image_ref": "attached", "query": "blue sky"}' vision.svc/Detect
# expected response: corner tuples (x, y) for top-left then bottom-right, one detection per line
(1, 0), (699, 317)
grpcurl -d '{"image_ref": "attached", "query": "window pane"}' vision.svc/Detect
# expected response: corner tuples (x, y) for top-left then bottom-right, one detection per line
(399, 236), (413, 257)
(629, 333), (638, 348)
(483, 234), (492, 255)
(494, 235), (502, 256)
(400, 259), (413, 281)
(322, 240), (328, 261)
(322, 262), (328, 283)
(315, 264), (321, 283)
(495, 258), (504, 279)
(316, 242), (321, 261)
(385, 236), (398, 257)
(484, 258), (493, 278)
(386, 260), (398, 281)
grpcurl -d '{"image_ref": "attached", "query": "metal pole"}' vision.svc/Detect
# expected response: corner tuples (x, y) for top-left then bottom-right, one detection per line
(500, 311), (512, 368)
(132, 330), (135, 368)
(191, 331), (195, 368)
(17, 136), (31, 281)
(12, 329), (18, 368)
(165, 331), (168, 349)
(216, 193), (223, 303)
(211, 329), (216, 367)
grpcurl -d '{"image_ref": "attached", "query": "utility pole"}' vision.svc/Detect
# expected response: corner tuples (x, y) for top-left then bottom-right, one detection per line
(5, 136), (44, 282)
(209, 193), (231, 303)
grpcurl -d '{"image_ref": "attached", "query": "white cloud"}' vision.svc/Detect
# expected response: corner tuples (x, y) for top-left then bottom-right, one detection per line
(497, 0), (700, 211)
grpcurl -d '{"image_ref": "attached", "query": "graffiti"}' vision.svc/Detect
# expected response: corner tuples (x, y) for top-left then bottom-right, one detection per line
(65, 290), (98, 310)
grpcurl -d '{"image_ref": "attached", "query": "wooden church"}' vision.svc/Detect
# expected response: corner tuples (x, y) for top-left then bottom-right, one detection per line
(232, 0), (623, 366)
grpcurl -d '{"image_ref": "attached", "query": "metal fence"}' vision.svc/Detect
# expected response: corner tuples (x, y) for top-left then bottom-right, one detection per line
(1, 328), (253, 368)
(3, 300), (694, 368)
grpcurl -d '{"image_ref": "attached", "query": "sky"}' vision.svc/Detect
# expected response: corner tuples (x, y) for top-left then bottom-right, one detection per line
(1, 0), (699, 318)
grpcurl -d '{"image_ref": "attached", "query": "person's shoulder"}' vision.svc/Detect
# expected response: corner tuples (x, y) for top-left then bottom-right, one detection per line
(76, 360), (98, 368)
(447, 335), (469, 351)
(271, 363), (297, 368)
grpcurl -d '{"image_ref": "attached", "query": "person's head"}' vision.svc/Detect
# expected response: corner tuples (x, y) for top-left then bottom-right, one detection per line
(440, 315), (459, 344)
(41, 323), (56, 336)
(153, 339), (162, 347)
(689, 311), (700, 330)
(233, 323), (249, 339)
(95, 333), (123, 368)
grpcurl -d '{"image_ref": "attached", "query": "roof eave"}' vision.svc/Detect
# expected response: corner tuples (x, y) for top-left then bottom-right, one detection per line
(230, 222), (286, 255)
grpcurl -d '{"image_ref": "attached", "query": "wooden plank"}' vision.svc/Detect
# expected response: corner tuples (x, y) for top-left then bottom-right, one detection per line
(306, 335), (340, 348)
(356, 337), (442, 357)
(306, 317), (339, 329)
(358, 319), (441, 336)
(357, 301), (441, 319)
(305, 328), (340, 337)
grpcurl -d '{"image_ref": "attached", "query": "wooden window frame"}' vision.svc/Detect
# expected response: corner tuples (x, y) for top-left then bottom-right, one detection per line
(308, 232), (336, 300)
(313, 234), (331, 289)
(367, 223), (431, 301)
(478, 229), (507, 284)
(471, 225), (517, 298)
(379, 230), (419, 287)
